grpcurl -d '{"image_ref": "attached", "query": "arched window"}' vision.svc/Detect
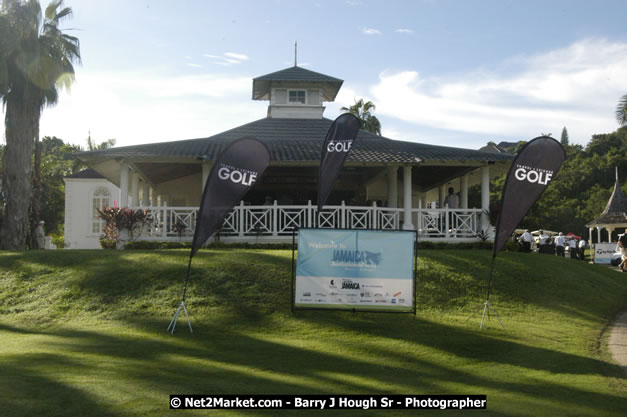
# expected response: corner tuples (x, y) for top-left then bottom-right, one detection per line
(91, 187), (111, 234)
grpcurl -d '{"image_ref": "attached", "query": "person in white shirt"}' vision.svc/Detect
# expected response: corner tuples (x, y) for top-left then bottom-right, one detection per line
(444, 187), (459, 209)
(554, 232), (565, 257)
(578, 238), (587, 261)
(538, 230), (551, 254)
(567, 238), (577, 259)
(519, 229), (533, 252)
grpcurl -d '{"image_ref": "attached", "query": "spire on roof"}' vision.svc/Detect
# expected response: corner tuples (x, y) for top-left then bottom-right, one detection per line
(294, 40), (297, 67)
(586, 166), (627, 227)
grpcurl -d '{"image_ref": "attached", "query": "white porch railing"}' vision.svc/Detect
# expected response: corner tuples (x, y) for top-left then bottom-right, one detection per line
(132, 201), (485, 242)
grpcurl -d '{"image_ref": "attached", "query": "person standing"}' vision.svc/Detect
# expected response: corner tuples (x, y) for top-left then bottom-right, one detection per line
(444, 187), (459, 231)
(578, 238), (587, 261)
(34, 220), (45, 250)
(618, 235), (627, 272)
(520, 229), (533, 252)
(567, 238), (577, 259)
(554, 232), (565, 257)
(538, 230), (550, 254)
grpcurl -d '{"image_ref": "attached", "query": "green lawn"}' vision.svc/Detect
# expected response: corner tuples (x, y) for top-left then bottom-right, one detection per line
(0, 248), (625, 416)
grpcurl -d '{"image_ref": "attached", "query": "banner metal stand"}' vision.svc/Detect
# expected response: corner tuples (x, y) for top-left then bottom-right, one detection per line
(168, 258), (194, 335)
(167, 300), (193, 335)
(467, 257), (504, 329)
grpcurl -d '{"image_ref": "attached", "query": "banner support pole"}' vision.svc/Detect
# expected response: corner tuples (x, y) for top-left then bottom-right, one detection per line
(470, 256), (505, 329)
(167, 257), (194, 335)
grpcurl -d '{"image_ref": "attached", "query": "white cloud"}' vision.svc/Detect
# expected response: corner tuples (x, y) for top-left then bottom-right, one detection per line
(186, 63), (202, 68)
(346, 0), (363, 6)
(362, 27), (381, 35)
(224, 52), (249, 61)
(33, 68), (265, 147)
(395, 28), (414, 34)
(367, 39), (627, 144)
(204, 52), (249, 66)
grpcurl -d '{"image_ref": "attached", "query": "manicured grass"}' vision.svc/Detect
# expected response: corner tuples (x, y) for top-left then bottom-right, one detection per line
(0, 249), (626, 416)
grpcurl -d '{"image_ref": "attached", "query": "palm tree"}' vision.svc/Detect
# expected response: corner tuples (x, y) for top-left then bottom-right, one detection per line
(616, 94), (627, 126)
(341, 98), (382, 135)
(86, 131), (116, 151)
(0, 0), (80, 250)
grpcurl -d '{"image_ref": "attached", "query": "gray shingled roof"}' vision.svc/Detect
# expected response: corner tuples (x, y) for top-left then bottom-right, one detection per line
(254, 66), (343, 83)
(76, 117), (514, 165)
(252, 66), (343, 101)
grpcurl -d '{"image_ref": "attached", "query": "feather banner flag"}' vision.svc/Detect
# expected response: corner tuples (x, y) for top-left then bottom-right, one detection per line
(168, 136), (270, 334)
(492, 136), (566, 258)
(317, 113), (361, 211)
(191, 136), (271, 258)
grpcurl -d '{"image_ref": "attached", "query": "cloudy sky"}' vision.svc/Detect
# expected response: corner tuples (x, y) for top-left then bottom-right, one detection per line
(3, 0), (627, 149)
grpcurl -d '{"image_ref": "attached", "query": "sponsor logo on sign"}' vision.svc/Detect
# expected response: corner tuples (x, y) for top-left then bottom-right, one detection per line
(398, 298), (406, 303)
(375, 299), (388, 303)
(360, 292), (372, 298)
(391, 298), (397, 304)
(218, 164), (258, 186)
(360, 300), (373, 303)
(374, 293), (383, 297)
(329, 280), (337, 289)
(300, 298), (312, 302)
(315, 292), (326, 297)
(514, 164), (553, 185)
(329, 292), (339, 296)
(393, 291), (402, 297)
(341, 280), (360, 290)
(315, 299), (326, 303)
(346, 293), (358, 297)
(302, 292), (311, 297)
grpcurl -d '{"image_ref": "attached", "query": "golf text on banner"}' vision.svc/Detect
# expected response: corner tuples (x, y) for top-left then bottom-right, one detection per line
(492, 136), (566, 257)
(168, 136), (270, 334)
(295, 229), (415, 312)
(317, 113), (361, 210)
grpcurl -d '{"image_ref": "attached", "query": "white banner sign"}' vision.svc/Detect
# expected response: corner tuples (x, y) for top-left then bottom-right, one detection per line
(294, 229), (415, 312)
(592, 243), (618, 264)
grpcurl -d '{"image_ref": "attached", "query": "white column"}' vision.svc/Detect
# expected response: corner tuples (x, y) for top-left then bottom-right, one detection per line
(142, 182), (150, 206)
(387, 166), (398, 208)
(403, 165), (414, 230)
(588, 227), (593, 244)
(597, 227), (601, 243)
(607, 227), (615, 242)
(130, 171), (140, 207)
(461, 174), (469, 209)
(119, 162), (129, 207)
(480, 166), (490, 232)
(202, 162), (211, 191)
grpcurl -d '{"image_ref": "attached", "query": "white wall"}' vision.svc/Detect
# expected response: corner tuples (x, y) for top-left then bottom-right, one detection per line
(64, 178), (120, 249)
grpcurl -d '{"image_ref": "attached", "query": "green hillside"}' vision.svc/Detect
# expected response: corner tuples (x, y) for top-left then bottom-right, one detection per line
(0, 249), (626, 416)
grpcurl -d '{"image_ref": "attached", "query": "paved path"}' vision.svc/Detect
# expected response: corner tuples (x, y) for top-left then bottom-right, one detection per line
(609, 311), (627, 371)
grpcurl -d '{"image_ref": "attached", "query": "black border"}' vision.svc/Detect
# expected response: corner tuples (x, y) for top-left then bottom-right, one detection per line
(291, 227), (418, 315)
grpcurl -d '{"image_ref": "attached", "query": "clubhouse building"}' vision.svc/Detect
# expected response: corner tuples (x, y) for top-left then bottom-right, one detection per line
(64, 64), (513, 249)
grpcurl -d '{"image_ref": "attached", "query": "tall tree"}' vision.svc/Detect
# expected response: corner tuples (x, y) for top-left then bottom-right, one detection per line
(616, 94), (627, 126)
(0, 0), (80, 249)
(560, 126), (569, 146)
(341, 98), (382, 135)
